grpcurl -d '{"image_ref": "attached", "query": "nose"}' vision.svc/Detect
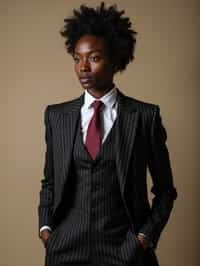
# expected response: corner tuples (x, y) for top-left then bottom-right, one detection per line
(80, 59), (91, 72)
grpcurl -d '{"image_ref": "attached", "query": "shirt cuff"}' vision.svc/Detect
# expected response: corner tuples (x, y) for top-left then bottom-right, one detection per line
(39, 226), (52, 237)
(138, 232), (154, 248)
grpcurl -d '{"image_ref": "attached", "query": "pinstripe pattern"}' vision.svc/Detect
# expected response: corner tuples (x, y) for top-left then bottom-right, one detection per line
(45, 113), (144, 266)
(38, 88), (177, 266)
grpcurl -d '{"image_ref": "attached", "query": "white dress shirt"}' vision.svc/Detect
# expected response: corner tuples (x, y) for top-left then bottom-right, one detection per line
(81, 85), (118, 144)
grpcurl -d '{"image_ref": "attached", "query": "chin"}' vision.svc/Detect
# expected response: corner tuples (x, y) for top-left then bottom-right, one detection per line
(81, 83), (93, 90)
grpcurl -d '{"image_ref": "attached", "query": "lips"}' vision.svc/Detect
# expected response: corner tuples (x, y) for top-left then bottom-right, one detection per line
(79, 77), (93, 84)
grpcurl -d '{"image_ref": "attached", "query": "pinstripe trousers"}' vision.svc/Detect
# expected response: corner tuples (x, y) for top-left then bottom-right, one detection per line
(45, 115), (144, 266)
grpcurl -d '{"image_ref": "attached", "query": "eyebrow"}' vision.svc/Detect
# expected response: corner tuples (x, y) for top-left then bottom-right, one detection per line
(74, 49), (103, 55)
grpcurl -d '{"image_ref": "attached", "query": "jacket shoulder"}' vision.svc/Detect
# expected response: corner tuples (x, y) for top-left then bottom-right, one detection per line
(124, 95), (161, 133)
(45, 95), (81, 114)
(126, 95), (159, 115)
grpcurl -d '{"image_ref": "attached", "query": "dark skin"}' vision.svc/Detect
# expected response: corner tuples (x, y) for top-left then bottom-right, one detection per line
(73, 34), (116, 98)
(41, 34), (149, 250)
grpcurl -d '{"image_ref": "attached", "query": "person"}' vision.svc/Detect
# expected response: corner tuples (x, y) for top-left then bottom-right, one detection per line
(38, 2), (177, 266)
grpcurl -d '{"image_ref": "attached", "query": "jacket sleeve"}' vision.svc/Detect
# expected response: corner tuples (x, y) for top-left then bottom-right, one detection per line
(139, 105), (177, 249)
(38, 105), (54, 238)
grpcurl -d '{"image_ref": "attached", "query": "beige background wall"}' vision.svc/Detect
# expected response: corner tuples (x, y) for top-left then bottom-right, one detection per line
(0, 0), (199, 265)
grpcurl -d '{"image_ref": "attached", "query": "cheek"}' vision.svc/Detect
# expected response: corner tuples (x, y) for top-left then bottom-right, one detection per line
(93, 63), (112, 77)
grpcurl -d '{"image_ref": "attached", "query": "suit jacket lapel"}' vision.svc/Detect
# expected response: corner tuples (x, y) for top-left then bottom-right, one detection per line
(54, 92), (84, 211)
(115, 89), (139, 196)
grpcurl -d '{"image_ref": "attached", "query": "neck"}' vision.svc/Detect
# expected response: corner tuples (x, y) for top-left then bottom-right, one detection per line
(86, 83), (115, 99)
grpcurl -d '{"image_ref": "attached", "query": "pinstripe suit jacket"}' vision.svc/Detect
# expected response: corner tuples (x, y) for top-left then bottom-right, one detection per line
(38, 88), (177, 251)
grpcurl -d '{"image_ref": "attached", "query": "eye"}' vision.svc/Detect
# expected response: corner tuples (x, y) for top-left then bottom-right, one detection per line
(89, 55), (101, 62)
(73, 56), (80, 63)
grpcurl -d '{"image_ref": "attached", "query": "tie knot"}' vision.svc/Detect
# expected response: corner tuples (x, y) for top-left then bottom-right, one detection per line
(91, 100), (103, 111)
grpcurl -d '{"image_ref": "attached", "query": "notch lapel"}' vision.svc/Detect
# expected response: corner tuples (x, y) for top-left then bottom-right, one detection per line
(54, 92), (84, 212)
(115, 89), (139, 196)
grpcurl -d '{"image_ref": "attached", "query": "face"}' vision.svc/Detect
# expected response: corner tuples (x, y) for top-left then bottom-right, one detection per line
(73, 35), (115, 96)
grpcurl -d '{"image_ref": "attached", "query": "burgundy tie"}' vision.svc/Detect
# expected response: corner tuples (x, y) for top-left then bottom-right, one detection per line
(85, 100), (103, 160)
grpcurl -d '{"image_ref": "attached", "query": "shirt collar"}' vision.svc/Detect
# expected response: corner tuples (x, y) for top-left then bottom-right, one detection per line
(84, 84), (118, 109)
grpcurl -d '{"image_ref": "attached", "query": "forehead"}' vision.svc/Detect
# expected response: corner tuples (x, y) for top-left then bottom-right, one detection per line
(74, 35), (108, 55)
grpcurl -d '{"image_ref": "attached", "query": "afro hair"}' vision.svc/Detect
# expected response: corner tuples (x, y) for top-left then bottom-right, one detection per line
(60, 1), (137, 73)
